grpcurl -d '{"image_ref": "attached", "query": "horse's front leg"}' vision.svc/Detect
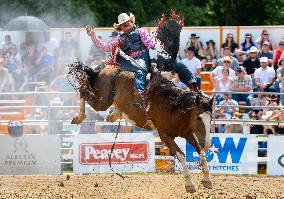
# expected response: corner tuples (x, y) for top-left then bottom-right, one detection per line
(71, 97), (86, 124)
(159, 132), (197, 193)
(199, 149), (212, 189)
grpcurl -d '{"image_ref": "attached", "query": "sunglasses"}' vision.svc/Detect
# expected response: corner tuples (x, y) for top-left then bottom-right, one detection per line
(263, 33), (269, 35)
(123, 23), (130, 28)
(223, 61), (231, 63)
(250, 52), (257, 54)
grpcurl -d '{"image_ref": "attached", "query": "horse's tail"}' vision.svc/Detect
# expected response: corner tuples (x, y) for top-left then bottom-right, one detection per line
(156, 10), (184, 61)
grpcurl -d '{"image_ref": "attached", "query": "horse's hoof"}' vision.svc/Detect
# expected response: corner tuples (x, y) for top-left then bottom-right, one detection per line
(201, 180), (212, 189)
(106, 115), (115, 122)
(185, 185), (197, 193)
(71, 115), (86, 124)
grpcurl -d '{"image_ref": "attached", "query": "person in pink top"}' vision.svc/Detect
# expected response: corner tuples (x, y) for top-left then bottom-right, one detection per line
(86, 12), (197, 96)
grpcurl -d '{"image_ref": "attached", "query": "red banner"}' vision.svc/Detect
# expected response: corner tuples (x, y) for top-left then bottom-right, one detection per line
(80, 142), (149, 165)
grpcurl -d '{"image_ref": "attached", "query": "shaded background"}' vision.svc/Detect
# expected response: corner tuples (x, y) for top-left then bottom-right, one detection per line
(0, 0), (283, 28)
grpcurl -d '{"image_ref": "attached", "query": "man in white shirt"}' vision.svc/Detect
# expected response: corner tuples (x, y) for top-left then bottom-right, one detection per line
(254, 57), (275, 92)
(38, 32), (59, 56)
(182, 46), (201, 88)
(210, 56), (236, 83)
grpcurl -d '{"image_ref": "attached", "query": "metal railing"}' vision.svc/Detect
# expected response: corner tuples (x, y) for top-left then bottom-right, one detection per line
(1, 90), (283, 170)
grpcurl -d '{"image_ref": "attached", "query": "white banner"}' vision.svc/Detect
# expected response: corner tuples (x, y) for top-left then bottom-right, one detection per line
(267, 135), (284, 176)
(175, 134), (258, 175)
(0, 135), (61, 175)
(73, 133), (155, 174)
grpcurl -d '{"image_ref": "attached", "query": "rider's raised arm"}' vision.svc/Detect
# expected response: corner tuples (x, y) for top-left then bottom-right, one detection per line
(136, 28), (155, 50)
(91, 35), (120, 53)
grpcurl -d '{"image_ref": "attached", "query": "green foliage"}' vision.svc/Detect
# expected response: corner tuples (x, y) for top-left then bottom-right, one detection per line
(0, 0), (283, 27)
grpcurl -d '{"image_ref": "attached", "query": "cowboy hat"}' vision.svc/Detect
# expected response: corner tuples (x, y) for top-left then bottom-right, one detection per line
(189, 33), (199, 39)
(206, 40), (215, 46)
(222, 56), (232, 63)
(113, 13), (135, 31)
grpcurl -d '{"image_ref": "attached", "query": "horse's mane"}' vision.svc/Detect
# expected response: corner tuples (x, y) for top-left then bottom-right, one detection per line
(145, 72), (210, 113)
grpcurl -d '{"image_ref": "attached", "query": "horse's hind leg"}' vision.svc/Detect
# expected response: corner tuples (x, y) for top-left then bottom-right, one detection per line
(186, 133), (212, 189)
(71, 97), (86, 124)
(159, 132), (197, 193)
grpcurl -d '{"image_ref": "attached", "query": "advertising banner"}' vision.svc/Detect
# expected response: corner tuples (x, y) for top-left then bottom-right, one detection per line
(73, 133), (155, 174)
(0, 135), (61, 175)
(267, 135), (284, 176)
(175, 134), (258, 174)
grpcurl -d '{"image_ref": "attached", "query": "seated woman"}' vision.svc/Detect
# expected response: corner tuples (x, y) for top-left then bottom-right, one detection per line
(241, 33), (255, 52)
(221, 33), (239, 55)
(214, 68), (233, 104)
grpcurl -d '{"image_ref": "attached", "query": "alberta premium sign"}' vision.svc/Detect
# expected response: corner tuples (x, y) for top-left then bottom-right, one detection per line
(0, 135), (61, 175)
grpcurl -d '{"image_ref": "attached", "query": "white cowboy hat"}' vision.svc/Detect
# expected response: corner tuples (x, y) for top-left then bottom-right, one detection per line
(113, 13), (135, 30)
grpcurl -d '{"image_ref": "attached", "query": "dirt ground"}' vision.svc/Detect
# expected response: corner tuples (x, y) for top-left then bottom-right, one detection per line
(0, 174), (283, 199)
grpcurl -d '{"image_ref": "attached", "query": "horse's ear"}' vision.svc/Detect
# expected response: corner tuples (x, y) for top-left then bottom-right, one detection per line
(195, 95), (200, 104)
(209, 96), (215, 106)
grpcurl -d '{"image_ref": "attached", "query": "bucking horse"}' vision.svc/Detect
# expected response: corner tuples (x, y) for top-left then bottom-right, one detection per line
(68, 12), (214, 193)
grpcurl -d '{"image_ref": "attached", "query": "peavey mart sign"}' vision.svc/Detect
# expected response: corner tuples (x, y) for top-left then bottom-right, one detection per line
(80, 142), (149, 164)
(175, 134), (258, 175)
(73, 133), (155, 174)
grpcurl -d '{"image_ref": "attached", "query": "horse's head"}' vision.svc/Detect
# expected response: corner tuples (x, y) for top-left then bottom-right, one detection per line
(194, 95), (214, 152)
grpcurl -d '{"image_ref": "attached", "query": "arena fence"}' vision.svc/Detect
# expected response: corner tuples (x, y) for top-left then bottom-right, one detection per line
(0, 90), (283, 173)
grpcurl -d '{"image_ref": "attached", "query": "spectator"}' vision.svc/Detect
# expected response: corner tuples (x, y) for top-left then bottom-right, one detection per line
(250, 89), (268, 113)
(58, 32), (78, 65)
(205, 40), (217, 63)
(273, 39), (284, 69)
(4, 44), (21, 73)
(22, 45), (38, 81)
(50, 67), (74, 105)
(224, 112), (242, 134)
(182, 46), (201, 88)
(248, 111), (264, 134)
(0, 58), (10, 93)
(35, 47), (53, 84)
(38, 32), (59, 57)
(86, 35), (108, 66)
(275, 58), (284, 93)
(242, 46), (260, 76)
(171, 74), (186, 89)
(211, 56), (236, 83)
(254, 57), (276, 92)
(0, 35), (16, 56)
(217, 92), (239, 132)
(11, 61), (28, 92)
(279, 76), (284, 106)
(255, 29), (275, 50)
(264, 109), (284, 135)
(258, 41), (274, 69)
(231, 66), (252, 112)
(221, 33), (239, 55)
(214, 68), (233, 104)
(233, 49), (246, 63)
(20, 32), (37, 59)
(215, 93), (239, 133)
(185, 33), (204, 59)
(215, 47), (239, 71)
(241, 33), (255, 52)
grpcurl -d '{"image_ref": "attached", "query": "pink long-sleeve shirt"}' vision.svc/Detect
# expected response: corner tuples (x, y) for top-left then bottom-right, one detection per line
(91, 28), (155, 58)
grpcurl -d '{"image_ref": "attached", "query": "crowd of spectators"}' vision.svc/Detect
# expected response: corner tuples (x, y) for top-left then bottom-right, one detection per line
(0, 28), (284, 135)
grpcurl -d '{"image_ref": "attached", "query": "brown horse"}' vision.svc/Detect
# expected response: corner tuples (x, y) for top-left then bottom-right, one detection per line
(69, 62), (214, 193)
